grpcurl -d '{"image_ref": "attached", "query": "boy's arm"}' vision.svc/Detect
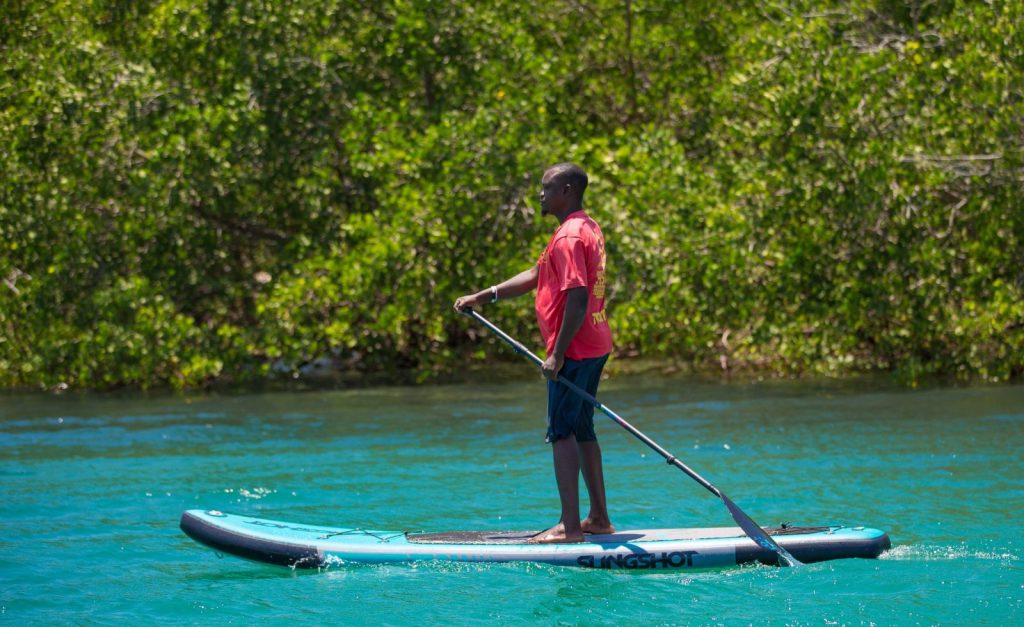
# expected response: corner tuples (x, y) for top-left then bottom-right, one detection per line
(541, 286), (588, 380)
(453, 264), (539, 312)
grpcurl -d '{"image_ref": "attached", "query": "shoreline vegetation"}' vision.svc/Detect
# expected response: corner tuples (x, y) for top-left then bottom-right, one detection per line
(0, 356), (997, 399)
(2, 1), (1022, 391)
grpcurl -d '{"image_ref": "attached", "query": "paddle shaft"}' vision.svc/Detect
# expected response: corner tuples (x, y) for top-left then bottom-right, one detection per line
(461, 307), (802, 567)
(463, 308), (720, 497)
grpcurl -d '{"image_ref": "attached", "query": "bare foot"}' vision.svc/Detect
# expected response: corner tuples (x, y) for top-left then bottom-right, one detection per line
(528, 522), (584, 544)
(581, 518), (615, 535)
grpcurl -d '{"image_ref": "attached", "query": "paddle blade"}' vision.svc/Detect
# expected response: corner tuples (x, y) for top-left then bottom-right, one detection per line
(720, 492), (802, 567)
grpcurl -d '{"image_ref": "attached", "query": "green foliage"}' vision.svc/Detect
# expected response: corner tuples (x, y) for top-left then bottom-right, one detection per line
(1, 0), (1021, 389)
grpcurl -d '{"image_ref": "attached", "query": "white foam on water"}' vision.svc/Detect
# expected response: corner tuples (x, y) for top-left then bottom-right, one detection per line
(238, 487), (276, 500)
(882, 543), (1019, 562)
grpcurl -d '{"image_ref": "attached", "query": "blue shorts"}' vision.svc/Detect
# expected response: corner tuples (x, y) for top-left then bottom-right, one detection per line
(545, 354), (609, 443)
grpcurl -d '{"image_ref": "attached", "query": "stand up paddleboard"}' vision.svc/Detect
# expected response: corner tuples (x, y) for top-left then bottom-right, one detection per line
(180, 510), (890, 570)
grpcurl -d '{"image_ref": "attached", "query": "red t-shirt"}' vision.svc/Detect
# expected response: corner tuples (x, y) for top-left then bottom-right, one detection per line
(535, 210), (613, 360)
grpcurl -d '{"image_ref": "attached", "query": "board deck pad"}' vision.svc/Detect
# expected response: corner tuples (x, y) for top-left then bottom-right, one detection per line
(180, 510), (890, 570)
(406, 526), (831, 545)
(407, 530), (541, 544)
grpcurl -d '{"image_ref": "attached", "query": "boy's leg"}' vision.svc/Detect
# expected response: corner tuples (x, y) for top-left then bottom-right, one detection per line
(576, 354), (613, 534)
(579, 440), (614, 534)
(529, 434), (584, 544)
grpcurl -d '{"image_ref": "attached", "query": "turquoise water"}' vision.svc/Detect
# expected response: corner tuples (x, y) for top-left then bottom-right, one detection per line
(1, 376), (1021, 624)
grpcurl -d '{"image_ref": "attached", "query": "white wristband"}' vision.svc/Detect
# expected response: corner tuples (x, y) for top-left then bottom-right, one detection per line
(490, 285), (498, 303)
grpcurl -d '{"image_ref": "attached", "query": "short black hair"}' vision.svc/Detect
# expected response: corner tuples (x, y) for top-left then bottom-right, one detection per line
(549, 162), (588, 198)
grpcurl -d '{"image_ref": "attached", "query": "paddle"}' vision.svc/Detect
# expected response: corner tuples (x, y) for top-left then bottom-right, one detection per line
(460, 307), (802, 567)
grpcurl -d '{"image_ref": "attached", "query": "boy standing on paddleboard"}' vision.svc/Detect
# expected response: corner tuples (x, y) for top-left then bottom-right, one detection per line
(454, 163), (614, 544)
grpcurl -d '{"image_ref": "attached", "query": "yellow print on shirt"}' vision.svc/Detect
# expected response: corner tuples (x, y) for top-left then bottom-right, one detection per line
(593, 236), (607, 300)
(592, 310), (607, 325)
(593, 271), (606, 300)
